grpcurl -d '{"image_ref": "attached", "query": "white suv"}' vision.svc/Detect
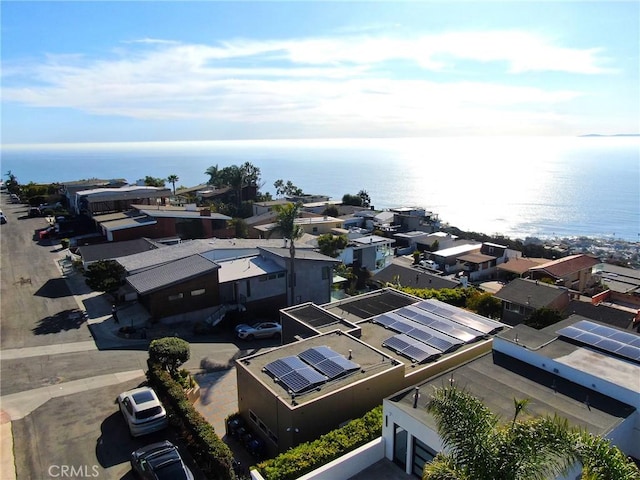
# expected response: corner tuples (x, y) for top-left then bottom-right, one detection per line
(118, 387), (168, 437)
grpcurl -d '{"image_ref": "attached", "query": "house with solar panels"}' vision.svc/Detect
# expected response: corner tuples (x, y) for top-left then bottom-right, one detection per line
(235, 288), (507, 456)
(376, 315), (640, 478)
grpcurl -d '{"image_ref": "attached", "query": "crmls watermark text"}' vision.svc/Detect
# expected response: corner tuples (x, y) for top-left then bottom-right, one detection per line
(48, 465), (100, 478)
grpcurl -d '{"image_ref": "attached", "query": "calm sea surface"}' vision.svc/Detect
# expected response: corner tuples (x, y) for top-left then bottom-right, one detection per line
(2, 136), (638, 242)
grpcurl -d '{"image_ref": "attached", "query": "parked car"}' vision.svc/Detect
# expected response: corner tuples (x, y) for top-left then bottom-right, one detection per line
(0, 210), (7, 224)
(28, 207), (42, 217)
(117, 387), (168, 437)
(235, 322), (282, 340)
(38, 226), (56, 239)
(130, 440), (194, 480)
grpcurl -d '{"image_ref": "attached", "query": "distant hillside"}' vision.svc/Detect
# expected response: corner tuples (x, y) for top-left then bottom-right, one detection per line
(579, 133), (640, 137)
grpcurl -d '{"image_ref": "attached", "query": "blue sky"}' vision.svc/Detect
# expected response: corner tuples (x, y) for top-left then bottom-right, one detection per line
(2, 1), (638, 144)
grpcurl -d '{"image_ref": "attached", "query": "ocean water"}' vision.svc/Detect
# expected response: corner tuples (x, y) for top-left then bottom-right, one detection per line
(1, 136), (638, 241)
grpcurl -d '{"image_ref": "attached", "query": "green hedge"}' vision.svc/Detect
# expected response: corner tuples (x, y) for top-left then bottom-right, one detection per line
(147, 361), (236, 480)
(256, 405), (383, 480)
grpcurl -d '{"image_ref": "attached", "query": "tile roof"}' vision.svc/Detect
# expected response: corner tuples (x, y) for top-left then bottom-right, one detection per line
(530, 254), (600, 278)
(126, 254), (219, 295)
(494, 278), (568, 309)
(497, 257), (548, 275)
(457, 252), (496, 263)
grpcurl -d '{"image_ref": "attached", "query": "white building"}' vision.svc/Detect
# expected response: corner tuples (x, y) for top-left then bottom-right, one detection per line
(381, 315), (639, 478)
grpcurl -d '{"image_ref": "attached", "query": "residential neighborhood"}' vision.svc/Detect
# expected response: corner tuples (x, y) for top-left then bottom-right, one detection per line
(1, 179), (639, 480)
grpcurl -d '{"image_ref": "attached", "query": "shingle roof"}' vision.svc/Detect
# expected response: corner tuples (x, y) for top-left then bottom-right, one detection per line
(371, 263), (460, 290)
(494, 278), (568, 309)
(530, 254), (600, 278)
(258, 246), (341, 263)
(126, 254), (219, 295)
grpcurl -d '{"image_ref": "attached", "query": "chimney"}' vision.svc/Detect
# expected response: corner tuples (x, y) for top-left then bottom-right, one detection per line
(413, 387), (420, 408)
(200, 208), (211, 216)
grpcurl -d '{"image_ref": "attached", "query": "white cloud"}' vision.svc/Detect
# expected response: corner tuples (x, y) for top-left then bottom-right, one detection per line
(1, 29), (612, 137)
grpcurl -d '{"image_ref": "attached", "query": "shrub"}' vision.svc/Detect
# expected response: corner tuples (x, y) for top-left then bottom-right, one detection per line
(256, 406), (383, 480)
(60, 238), (70, 249)
(147, 361), (236, 479)
(149, 337), (190, 374)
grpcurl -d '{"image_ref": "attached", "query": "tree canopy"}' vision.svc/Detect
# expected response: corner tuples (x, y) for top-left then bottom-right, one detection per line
(317, 233), (348, 258)
(423, 385), (640, 480)
(274, 179), (303, 197)
(148, 337), (190, 374)
(84, 260), (126, 293)
(143, 176), (166, 187)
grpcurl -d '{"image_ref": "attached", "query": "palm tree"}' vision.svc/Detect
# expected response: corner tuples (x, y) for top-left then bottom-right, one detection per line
(166, 174), (179, 195)
(205, 164), (221, 187)
(423, 385), (577, 480)
(268, 202), (304, 306)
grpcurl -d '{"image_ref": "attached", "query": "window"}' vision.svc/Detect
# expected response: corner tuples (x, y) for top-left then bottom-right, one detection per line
(168, 293), (183, 301)
(322, 266), (330, 280)
(246, 280), (251, 297)
(249, 410), (257, 423)
(312, 227), (318, 233)
(191, 289), (205, 296)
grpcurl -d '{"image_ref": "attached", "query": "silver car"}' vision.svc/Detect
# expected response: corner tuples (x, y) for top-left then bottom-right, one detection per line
(235, 322), (282, 340)
(118, 387), (168, 437)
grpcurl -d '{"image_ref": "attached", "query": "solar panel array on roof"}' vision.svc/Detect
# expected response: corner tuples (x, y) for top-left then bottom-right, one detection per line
(337, 292), (416, 319)
(298, 346), (360, 379)
(264, 356), (329, 393)
(373, 312), (462, 353)
(416, 298), (503, 335)
(383, 334), (440, 363)
(395, 305), (479, 343)
(556, 320), (640, 363)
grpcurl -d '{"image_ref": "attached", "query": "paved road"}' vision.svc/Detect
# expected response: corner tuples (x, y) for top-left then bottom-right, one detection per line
(0, 193), (252, 479)
(0, 200), (94, 349)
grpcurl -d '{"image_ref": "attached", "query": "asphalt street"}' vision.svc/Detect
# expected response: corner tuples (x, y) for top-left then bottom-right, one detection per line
(0, 194), (259, 479)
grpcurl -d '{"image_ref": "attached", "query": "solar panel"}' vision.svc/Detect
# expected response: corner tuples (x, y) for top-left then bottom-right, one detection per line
(265, 356), (328, 393)
(298, 346), (360, 379)
(556, 320), (640, 364)
(395, 306), (479, 343)
(373, 312), (463, 353)
(415, 299), (503, 335)
(617, 345), (640, 361)
(382, 333), (440, 363)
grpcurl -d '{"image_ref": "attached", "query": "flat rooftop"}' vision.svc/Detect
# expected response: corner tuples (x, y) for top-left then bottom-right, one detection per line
(389, 350), (635, 436)
(238, 330), (401, 405)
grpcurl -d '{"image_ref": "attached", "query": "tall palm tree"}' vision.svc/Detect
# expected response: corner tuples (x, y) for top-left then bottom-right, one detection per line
(268, 202), (304, 306)
(166, 174), (179, 195)
(423, 385), (577, 480)
(205, 164), (221, 187)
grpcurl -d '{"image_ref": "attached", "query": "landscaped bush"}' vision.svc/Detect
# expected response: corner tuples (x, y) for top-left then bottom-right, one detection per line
(147, 361), (237, 479)
(256, 405), (383, 480)
(149, 337), (190, 374)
